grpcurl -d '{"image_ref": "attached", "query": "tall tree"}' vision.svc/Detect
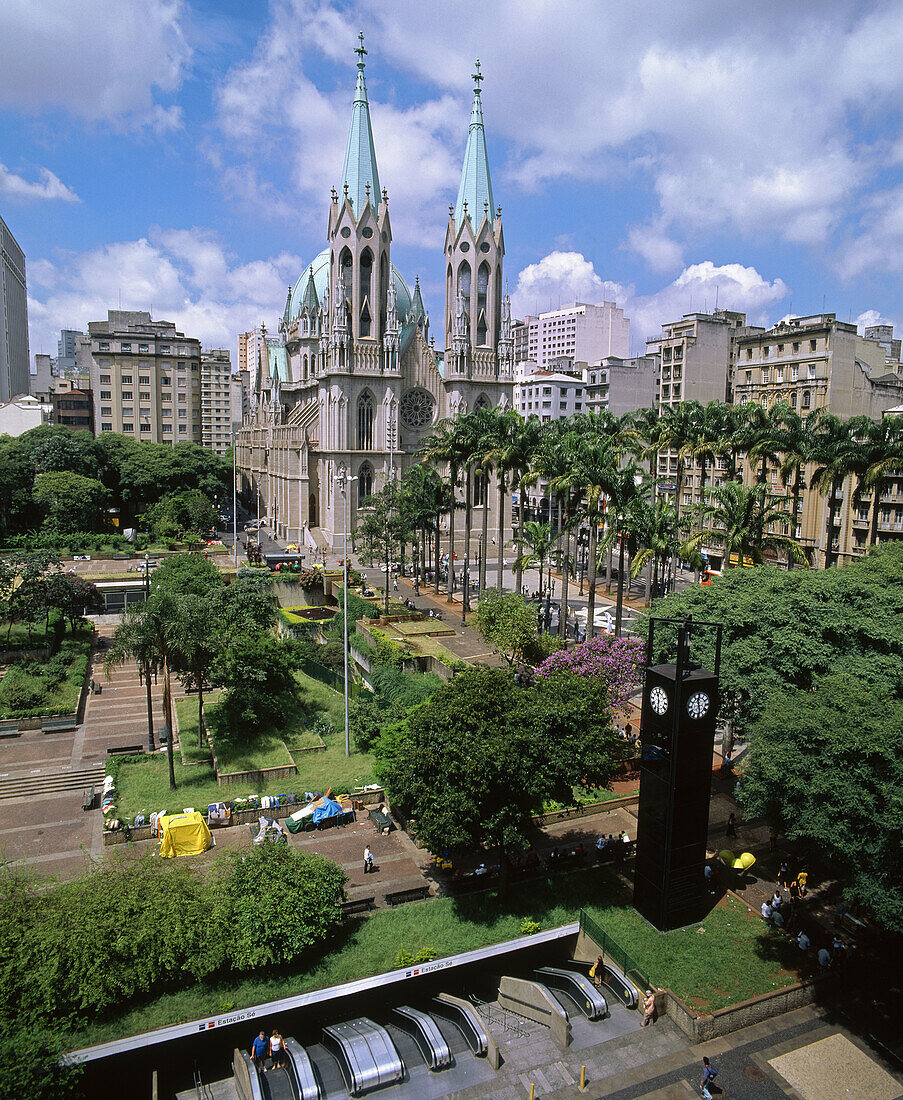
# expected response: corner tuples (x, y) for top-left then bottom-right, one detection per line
(683, 480), (806, 568)
(417, 419), (466, 602)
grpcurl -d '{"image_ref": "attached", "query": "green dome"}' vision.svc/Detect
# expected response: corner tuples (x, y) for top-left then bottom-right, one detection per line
(289, 247), (413, 324)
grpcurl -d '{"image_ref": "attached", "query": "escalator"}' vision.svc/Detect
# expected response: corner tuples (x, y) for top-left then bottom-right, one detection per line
(534, 967), (608, 1020)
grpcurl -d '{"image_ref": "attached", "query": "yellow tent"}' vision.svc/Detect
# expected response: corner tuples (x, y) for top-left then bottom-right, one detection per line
(158, 811), (212, 858)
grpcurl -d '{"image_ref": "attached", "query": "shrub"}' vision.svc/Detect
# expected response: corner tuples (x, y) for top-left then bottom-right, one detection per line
(520, 918), (541, 935)
(0, 668), (44, 711)
(394, 944), (437, 967)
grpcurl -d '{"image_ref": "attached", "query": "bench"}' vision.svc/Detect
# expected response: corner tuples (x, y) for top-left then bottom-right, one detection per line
(41, 716), (78, 734)
(369, 808), (395, 834)
(82, 786), (95, 811)
(342, 896), (375, 916)
(385, 885), (431, 907)
(0, 720), (19, 738)
(106, 744), (144, 756)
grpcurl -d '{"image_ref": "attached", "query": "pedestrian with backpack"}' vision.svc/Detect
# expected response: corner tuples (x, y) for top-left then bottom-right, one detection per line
(700, 1056), (719, 1098)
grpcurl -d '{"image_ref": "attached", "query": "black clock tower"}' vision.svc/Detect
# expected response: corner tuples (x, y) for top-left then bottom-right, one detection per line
(633, 615), (722, 931)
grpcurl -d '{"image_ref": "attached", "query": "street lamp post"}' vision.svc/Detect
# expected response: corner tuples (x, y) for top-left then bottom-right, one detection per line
(461, 553), (469, 627)
(232, 446), (238, 569)
(335, 468), (357, 758)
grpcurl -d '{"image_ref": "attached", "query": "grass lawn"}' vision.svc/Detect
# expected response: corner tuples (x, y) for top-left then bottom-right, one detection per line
(61, 868), (800, 1050)
(115, 671), (376, 819)
(0, 627), (92, 719)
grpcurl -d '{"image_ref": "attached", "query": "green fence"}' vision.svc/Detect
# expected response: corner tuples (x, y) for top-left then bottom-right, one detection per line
(579, 910), (652, 992)
(298, 657), (369, 698)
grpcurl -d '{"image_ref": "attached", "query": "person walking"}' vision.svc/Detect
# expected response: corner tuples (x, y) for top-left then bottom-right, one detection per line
(700, 1056), (719, 1099)
(642, 989), (657, 1026)
(363, 845), (374, 874)
(268, 1030), (287, 1070)
(726, 811), (737, 838)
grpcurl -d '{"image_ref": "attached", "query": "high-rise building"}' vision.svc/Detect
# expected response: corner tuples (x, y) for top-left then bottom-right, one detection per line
(515, 370), (587, 422)
(85, 310), (202, 444)
(236, 42), (514, 550)
(0, 214), (30, 402)
(513, 301), (630, 374)
(733, 314), (903, 566)
(584, 354), (658, 418)
(200, 349), (233, 455)
(231, 371), (249, 435)
(57, 329), (85, 375)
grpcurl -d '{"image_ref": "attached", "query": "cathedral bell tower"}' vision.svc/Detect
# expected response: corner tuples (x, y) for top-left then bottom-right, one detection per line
(444, 61), (511, 383)
(326, 33), (393, 374)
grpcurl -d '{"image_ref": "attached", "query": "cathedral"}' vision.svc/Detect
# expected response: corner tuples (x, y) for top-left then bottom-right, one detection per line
(236, 37), (514, 551)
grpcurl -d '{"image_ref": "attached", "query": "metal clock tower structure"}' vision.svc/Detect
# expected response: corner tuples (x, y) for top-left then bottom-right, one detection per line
(633, 615), (723, 931)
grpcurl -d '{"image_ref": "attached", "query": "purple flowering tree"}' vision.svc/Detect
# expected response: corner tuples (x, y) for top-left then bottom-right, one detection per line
(535, 635), (644, 717)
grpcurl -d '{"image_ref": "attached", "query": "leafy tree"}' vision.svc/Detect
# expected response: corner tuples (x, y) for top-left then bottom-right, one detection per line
(474, 589), (538, 666)
(32, 471), (109, 534)
(42, 572), (103, 631)
(220, 845), (347, 968)
(0, 1018), (84, 1100)
(142, 490), (217, 540)
(643, 542), (903, 746)
(683, 480), (806, 568)
(354, 485), (412, 612)
(741, 674), (903, 933)
(214, 574), (277, 639)
(169, 592), (219, 748)
(379, 666), (624, 885)
(16, 424), (97, 478)
(151, 552), (223, 597)
(212, 632), (301, 734)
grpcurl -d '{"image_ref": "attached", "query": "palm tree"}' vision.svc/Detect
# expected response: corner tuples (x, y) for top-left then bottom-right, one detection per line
(628, 496), (678, 604)
(850, 415), (903, 548)
(495, 413), (543, 595)
(466, 405), (504, 594)
(103, 604), (158, 755)
(683, 481), (807, 568)
(400, 464), (452, 590)
(774, 408), (811, 570)
(168, 592), (217, 749)
(648, 401), (703, 587)
(105, 591), (182, 790)
(513, 519), (555, 603)
(599, 459), (645, 635)
(809, 412), (856, 568)
(417, 419), (466, 601)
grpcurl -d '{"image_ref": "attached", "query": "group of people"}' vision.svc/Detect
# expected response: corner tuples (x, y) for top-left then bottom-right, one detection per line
(761, 869), (854, 971)
(250, 1029), (288, 1072)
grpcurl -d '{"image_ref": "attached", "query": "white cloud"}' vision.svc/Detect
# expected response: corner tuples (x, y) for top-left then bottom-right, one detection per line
(510, 251), (790, 351)
(26, 229), (301, 361)
(626, 223), (683, 274)
(837, 183), (903, 278)
(0, 0), (190, 127)
(0, 162), (79, 203)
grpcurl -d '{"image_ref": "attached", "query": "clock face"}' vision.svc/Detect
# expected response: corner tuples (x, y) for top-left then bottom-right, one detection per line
(649, 686), (669, 716)
(687, 691), (710, 719)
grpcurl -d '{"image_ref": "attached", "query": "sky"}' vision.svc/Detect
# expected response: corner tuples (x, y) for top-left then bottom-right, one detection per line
(3, 0), (903, 368)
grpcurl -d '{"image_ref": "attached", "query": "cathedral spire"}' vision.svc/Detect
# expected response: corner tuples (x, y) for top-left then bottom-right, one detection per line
(454, 60), (495, 231)
(340, 32), (381, 216)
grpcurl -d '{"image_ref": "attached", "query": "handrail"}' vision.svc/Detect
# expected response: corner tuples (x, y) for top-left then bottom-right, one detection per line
(534, 967), (608, 1020)
(392, 1006), (452, 1070)
(579, 909), (651, 993)
(284, 1038), (320, 1100)
(431, 994), (489, 1056)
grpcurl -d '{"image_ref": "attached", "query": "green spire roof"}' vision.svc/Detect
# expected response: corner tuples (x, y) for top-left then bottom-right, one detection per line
(282, 285), (293, 325)
(454, 60), (494, 231)
(340, 32), (381, 216)
(299, 266), (319, 314)
(409, 276), (425, 325)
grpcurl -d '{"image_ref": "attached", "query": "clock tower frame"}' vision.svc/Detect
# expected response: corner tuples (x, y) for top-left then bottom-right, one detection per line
(633, 616), (723, 931)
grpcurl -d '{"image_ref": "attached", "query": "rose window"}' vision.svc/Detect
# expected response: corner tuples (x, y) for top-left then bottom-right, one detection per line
(400, 388), (435, 429)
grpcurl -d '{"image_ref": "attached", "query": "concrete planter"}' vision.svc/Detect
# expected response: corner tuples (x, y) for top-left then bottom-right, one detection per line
(663, 979), (823, 1042)
(216, 762), (297, 787)
(533, 793), (639, 826)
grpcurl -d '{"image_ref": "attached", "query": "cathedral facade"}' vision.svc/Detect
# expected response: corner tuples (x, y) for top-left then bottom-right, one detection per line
(236, 41), (514, 551)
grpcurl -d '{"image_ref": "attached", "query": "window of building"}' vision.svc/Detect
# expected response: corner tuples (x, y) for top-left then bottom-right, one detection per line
(122, 422), (134, 432)
(791, 365), (799, 380)
(763, 346), (770, 357)
(777, 343), (784, 353)
(139, 375), (150, 384)
(179, 409), (186, 418)
(809, 339), (817, 351)
(790, 392), (797, 408)
(162, 424), (172, 432)
(746, 347), (753, 359)
(121, 374), (133, 383)
(542, 387), (552, 395)
(160, 346), (170, 354)
(120, 343), (131, 352)
(101, 406), (111, 416)
(776, 368), (784, 382)
(793, 342), (800, 352)
(745, 370), (752, 384)
(807, 364), (816, 378)
(802, 390), (811, 408)
(761, 369), (769, 382)
(121, 406), (133, 416)
(100, 390), (111, 399)
(138, 344), (149, 353)
(140, 423), (151, 432)
(121, 390), (133, 400)
(179, 425), (187, 433)
(99, 342), (110, 351)
(101, 423), (112, 431)
(178, 393), (186, 402)
(100, 374), (110, 383)
(162, 394), (171, 403)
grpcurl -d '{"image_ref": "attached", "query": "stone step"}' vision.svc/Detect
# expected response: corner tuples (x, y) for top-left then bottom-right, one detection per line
(0, 764), (106, 801)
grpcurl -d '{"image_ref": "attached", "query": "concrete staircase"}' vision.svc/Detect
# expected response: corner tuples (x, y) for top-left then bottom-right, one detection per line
(0, 763), (106, 801)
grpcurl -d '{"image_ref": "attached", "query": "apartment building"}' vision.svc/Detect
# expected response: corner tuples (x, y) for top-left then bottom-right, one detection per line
(0, 214), (30, 403)
(516, 369), (587, 422)
(200, 348), (233, 455)
(584, 354), (657, 418)
(513, 301), (630, 373)
(732, 314), (903, 565)
(85, 311), (202, 444)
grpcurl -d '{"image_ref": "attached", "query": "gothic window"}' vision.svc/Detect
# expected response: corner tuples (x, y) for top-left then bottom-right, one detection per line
(475, 394), (490, 410)
(457, 261), (471, 311)
(473, 472), (486, 506)
(360, 249), (373, 337)
(400, 388), (435, 429)
(359, 462), (374, 504)
(477, 262), (490, 345)
(340, 248), (353, 313)
(357, 392), (374, 449)
(302, 354), (308, 380)
(379, 253), (388, 340)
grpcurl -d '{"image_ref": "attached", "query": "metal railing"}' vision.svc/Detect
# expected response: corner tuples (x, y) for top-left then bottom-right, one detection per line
(579, 910), (651, 993)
